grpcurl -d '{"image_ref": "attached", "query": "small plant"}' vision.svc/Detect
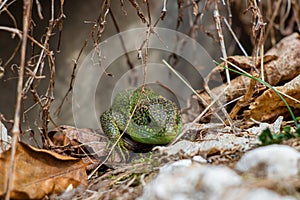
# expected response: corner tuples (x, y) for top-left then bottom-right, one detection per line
(259, 125), (300, 146)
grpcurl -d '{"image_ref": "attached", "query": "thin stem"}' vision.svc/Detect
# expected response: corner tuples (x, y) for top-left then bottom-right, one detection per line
(213, 3), (230, 84)
(0, 26), (51, 54)
(5, 1), (32, 199)
(223, 17), (248, 56)
(0, 0), (8, 10)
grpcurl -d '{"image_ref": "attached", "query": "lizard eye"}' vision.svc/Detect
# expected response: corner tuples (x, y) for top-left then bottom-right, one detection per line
(132, 106), (151, 126)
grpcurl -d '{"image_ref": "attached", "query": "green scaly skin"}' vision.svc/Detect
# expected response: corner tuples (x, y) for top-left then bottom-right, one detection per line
(100, 88), (182, 150)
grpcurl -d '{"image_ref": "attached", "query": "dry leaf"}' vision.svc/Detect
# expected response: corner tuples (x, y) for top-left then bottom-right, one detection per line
(204, 33), (300, 104)
(245, 75), (300, 121)
(0, 141), (87, 199)
(185, 33), (300, 123)
(48, 125), (110, 160)
(47, 125), (124, 169)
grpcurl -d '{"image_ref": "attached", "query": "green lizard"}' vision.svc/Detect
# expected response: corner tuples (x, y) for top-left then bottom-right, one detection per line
(100, 87), (182, 151)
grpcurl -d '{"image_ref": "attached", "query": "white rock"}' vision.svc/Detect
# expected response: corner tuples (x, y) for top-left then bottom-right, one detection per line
(223, 188), (296, 200)
(138, 161), (242, 200)
(160, 159), (193, 173)
(236, 144), (300, 179)
(200, 166), (243, 200)
(154, 140), (200, 156)
(192, 155), (207, 163)
(155, 134), (256, 157)
(247, 116), (283, 135)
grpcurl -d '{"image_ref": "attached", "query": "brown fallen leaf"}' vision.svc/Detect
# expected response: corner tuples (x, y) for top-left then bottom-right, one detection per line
(0, 141), (87, 199)
(47, 125), (109, 158)
(184, 33), (300, 123)
(47, 125), (125, 169)
(245, 74), (300, 122)
(208, 33), (300, 102)
(205, 55), (278, 101)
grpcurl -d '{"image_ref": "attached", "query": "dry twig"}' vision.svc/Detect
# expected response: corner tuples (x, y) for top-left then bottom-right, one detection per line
(5, 1), (33, 199)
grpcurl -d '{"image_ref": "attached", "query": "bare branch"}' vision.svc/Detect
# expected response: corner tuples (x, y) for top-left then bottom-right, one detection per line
(5, 1), (33, 199)
(213, 3), (230, 84)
